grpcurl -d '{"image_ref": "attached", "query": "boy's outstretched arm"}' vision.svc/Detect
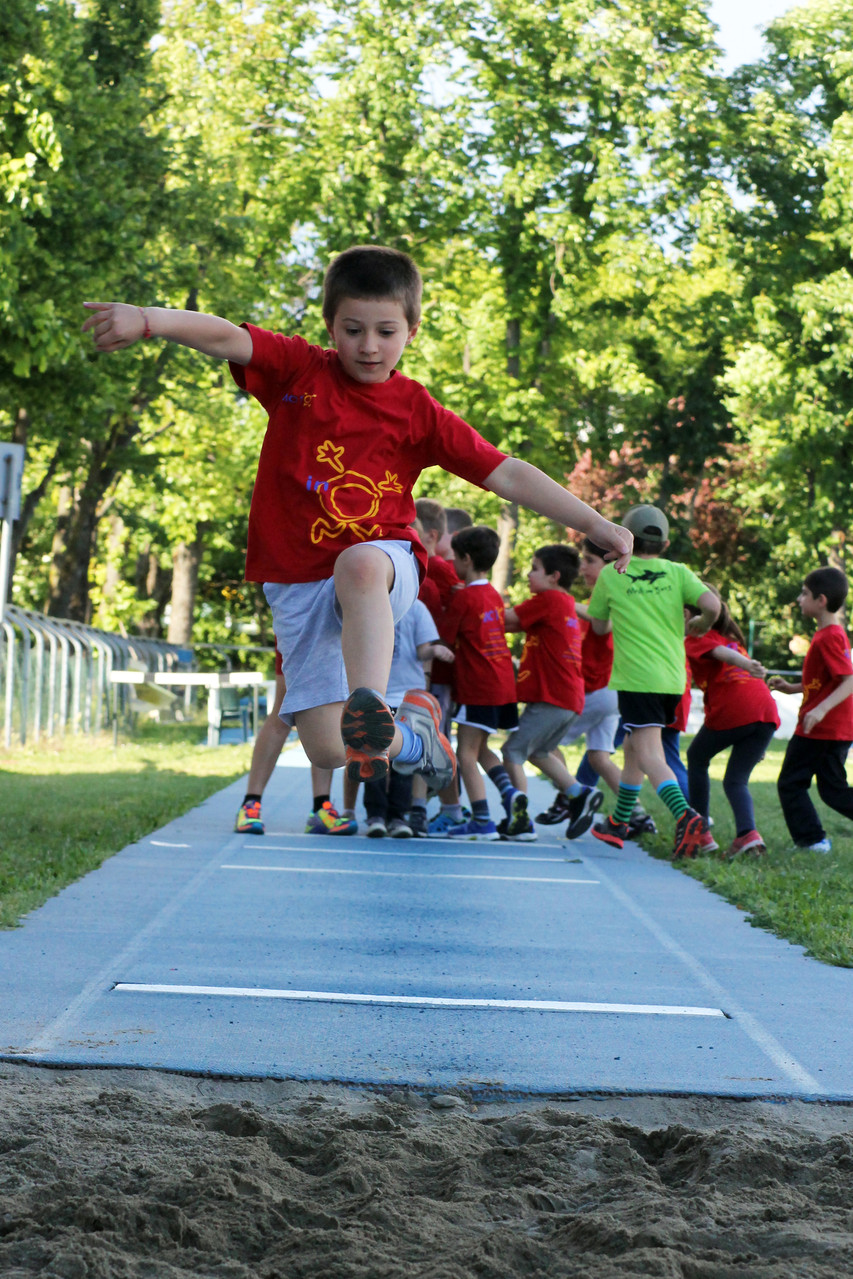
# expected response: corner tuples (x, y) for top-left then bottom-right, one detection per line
(483, 457), (632, 572)
(82, 302), (253, 364)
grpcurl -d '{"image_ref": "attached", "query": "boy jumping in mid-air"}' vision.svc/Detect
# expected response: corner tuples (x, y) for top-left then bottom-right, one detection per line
(83, 247), (631, 792)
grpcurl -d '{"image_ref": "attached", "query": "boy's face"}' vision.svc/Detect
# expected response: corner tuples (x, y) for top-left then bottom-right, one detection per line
(326, 297), (418, 384)
(527, 556), (558, 594)
(581, 551), (605, 588)
(797, 585), (823, 618)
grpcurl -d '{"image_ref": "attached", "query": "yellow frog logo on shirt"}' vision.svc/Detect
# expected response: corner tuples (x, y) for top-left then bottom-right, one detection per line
(308, 441), (403, 544)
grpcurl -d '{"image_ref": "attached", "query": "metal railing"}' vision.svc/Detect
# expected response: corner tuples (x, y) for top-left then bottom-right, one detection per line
(0, 605), (274, 748)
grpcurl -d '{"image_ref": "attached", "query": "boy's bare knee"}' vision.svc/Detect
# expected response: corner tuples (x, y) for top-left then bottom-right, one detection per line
(334, 543), (394, 595)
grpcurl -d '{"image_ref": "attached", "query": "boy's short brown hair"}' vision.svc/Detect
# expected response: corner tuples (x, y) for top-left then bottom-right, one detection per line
(414, 498), (446, 539)
(323, 246), (423, 328)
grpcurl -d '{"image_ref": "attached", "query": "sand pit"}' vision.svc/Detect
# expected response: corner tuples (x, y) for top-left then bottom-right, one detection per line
(2, 1064), (852, 1277)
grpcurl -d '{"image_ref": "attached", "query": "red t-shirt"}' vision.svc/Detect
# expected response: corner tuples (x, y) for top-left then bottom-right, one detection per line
(440, 582), (517, 706)
(513, 591), (584, 711)
(424, 555), (460, 687)
(686, 631), (780, 732)
(796, 624), (853, 740)
(580, 618), (613, 694)
(670, 670), (693, 733)
(230, 328), (507, 583)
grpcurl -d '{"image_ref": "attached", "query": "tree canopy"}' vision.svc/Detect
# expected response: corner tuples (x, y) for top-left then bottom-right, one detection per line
(2, 0), (851, 664)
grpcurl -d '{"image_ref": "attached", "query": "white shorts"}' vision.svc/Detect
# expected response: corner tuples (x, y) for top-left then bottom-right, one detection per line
(263, 540), (420, 720)
(560, 686), (620, 754)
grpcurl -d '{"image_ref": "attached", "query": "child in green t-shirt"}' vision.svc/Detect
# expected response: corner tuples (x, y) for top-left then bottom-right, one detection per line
(586, 505), (720, 859)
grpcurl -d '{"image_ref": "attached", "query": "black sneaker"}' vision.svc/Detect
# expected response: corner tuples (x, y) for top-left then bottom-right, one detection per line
(505, 790), (530, 838)
(565, 786), (604, 840)
(672, 808), (707, 860)
(626, 808), (657, 837)
(592, 816), (630, 849)
(535, 792), (573, 825)
(408, 808), (429, 838)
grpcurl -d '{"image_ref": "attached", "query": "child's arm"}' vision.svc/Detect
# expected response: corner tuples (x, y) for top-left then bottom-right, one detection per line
(710, 648), (767, 679)
(504, 606), (521, 633)
(483, 458), (632, 572)
(82, 302), (253, 364)
(768, 676), (804, 694)
(684, 589), (721, 636)
(800, 674), (853, 735)
(417, 640), (454, 664)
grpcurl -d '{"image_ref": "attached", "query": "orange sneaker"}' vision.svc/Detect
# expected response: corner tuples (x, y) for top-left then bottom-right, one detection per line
(392, 688), (456, 794)
(341, 687), (396, 783)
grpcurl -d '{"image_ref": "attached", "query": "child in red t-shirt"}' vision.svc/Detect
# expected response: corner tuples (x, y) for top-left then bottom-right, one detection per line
(439, 525), (523, 840)
(770, 567), (853, 853)
(685, 592), (780, 856)
(503, 544), (601, 841)
(83, 248), (632, 796)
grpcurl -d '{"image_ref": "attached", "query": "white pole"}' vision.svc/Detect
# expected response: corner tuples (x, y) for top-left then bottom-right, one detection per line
(0, 515), (11, 626)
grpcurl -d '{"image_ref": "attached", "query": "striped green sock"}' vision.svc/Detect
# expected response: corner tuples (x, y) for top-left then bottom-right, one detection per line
(613, 784), (641, 825)
(656, 780), (688, 820)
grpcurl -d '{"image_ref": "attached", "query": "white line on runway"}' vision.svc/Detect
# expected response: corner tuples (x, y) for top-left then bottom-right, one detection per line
(222, 864), (598, 884)
(150, 841), (191, 848)
(113, 983), (724, 1016)
(246, 843), (576, 865)
(587, 855), (823, 1092)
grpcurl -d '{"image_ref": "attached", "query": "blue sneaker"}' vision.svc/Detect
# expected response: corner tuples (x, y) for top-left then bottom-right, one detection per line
(447, 818), (500, 842)
(427, 810), (464, 838)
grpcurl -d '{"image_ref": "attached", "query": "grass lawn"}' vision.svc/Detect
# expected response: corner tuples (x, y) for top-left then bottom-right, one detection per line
(0, 722), (253, 930)
(576, 737), (853, 969)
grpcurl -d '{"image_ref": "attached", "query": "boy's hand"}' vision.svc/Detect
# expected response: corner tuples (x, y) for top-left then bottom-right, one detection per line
(590, 518), (633, 573)
(746, 658), (767, 679)
(768, 676), (791, 693)
(82, 302), (146, 351)
(802, 705), (826, 735)
(432, 643), (454, 664)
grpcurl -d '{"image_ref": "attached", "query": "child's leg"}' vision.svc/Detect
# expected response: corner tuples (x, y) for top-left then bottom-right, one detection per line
(814, 739), (853, 821)
(586, 750), (621, 795)
(777, 736), (823, 845)
(721, 722), (776, 834)
(457, 724), (488, 805)
(333, 543), (396, 695)
(244, 672), (290, 798)
(295, 704), (347, 770)
(686, 725), (718, 820)
(662, 728), (690, 800)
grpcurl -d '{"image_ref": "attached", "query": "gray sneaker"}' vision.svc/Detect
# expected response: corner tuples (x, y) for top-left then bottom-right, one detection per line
(386, 817), (413, 838)
(392, 689), (456, 794)
(365, 816), (387, 838)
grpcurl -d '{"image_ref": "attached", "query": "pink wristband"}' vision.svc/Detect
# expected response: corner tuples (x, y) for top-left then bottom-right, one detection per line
(138, 307), (152, 339)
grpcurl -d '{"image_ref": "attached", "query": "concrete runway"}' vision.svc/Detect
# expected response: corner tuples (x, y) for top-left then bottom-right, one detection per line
(2, 748), (851, 1099)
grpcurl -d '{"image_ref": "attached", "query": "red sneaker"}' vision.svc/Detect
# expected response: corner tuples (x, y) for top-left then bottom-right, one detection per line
(672, 808), (707, 860)
(726, 830), (766, 857)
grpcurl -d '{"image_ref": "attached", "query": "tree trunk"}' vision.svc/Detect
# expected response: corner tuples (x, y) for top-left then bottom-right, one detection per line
(167, 525), (207, 645)
(492, 502), (519, 598)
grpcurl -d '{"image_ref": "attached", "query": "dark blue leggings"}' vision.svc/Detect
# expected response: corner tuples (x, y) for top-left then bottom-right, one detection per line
(687, 721), (776, 834)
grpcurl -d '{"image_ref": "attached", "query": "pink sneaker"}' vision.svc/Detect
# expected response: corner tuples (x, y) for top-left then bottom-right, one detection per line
(726, 830), (766, 857)
(697, 828), (719, 853)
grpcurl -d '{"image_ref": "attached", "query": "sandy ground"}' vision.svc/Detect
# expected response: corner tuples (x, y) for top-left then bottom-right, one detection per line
(2, 1064), (852, 1277)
